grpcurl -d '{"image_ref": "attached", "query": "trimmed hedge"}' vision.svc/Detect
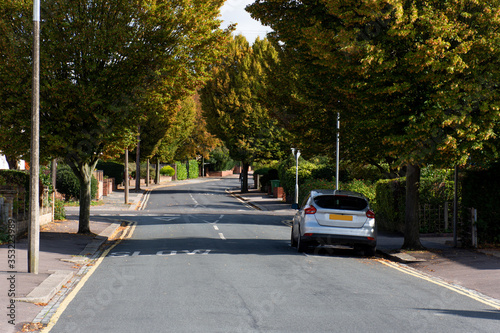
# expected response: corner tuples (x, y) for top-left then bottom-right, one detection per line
(462, 164), (500, 245)
(189, 160), (198, 179)
(374, 177), (456, 233)
(175, 161), (188, 180)
(374, 179), (406, 233)
(0, 170), (29, 191)
(97, 161), (124, 184)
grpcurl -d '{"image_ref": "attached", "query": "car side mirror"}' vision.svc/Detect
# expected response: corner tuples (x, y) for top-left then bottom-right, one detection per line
(291, 203), (299, 210)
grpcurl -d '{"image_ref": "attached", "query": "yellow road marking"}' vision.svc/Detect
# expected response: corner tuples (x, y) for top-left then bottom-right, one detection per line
(41, 221), (137, 332)
(377, 259), (500, 310)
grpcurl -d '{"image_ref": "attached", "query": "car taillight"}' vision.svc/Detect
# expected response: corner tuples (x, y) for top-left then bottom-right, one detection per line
(304, 206), (317, 215)
(366, 210), (375, 218)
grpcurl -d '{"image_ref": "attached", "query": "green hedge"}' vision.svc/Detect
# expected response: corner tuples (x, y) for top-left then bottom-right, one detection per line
(298, 179), (336, 205)
(175, 161), (188, 180)
(462, 163), (500, 245)
(374, 179), (406, 233)
(97, 161), (124, 184)
(374, 177), (456, 233)
(278, 159), (324, 197)
(56, 165), (98, 201)
(189, 160), (198, 179)
(0, 170), (29, 191)
(208, 147), (235, 171)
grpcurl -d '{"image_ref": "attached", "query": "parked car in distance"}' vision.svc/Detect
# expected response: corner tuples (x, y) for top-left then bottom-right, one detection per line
(291, 189), (377, 256)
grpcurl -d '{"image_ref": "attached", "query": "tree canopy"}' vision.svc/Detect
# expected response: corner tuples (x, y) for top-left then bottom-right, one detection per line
(200, 35), (290, 192)
(0, 0), (232, 232)
(248, 0), (500, 248)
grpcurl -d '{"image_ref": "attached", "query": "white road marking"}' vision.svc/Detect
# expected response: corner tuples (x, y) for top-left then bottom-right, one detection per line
(213, 225), (219, 231)
(218, 233), (226, 240)
(108, 249), (211, 257)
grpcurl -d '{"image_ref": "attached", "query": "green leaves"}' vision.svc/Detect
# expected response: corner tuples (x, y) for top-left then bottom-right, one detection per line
(201, 36), (289, 164)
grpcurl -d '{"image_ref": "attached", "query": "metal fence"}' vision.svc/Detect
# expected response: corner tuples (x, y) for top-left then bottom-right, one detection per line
(419, 202), (454, 234)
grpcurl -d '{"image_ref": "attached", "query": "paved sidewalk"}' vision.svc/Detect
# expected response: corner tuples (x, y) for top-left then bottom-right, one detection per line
(2, 177), (499, 332)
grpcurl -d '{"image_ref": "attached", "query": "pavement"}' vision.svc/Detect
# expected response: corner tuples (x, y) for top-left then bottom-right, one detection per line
(1, 175), (500, 332)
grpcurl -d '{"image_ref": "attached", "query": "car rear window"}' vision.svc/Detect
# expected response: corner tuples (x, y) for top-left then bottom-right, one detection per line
(313, 195), (367, 211)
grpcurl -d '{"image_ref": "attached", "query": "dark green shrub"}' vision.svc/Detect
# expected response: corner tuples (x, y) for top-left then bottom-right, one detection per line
(97, 161), (124, 184)
(56, 166), (80, 201)
(462, 163), (500, 245)
(160, 165), (175, 176)
(208, 147), (235, 171)
(0, 170), (29, 191)
(298, 179), (336, 206)
(374, 178), (406, 233)
(260, 168), (279, 191)
(311, 165), (336, 181)
(56, 165), (98, 201)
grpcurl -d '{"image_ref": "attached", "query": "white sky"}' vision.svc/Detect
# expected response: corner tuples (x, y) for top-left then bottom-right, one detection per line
(219, 0), (272, 43)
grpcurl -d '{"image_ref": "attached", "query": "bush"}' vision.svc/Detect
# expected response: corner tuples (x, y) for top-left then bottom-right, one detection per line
(259, 168), (279, 191)
(175, 161), (188, 180)
(298, 178), (336, 205)
(374, 175), (455, 233)
(189, 160), (198, 179)
(374, 178), (406, 233)
(160, 165), (175, 177)
(56, 165), (98, 201)
(54, 198), (66, 220)
(462, 163), (500, 245)
(208, 147), (235, 171)
(97, 161), (124, 184)
(341, 179), (376, 204)
(0, 170), (29, 191)
(278, 158), (326, 199)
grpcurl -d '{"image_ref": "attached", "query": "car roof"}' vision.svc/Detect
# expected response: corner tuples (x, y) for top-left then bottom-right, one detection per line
(310, 189), (368, 200)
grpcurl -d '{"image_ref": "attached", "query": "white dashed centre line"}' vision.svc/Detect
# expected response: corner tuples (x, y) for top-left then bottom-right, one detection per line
(218, 233), (226, 240)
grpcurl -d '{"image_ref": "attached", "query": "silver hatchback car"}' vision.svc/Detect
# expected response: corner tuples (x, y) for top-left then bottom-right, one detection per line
(291, 189), (377, 256)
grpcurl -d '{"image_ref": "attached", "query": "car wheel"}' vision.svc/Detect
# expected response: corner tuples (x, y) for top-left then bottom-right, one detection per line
(363, 245), (376, 257)
(291, 227), (297, 248)
(297, 232), (307, 253)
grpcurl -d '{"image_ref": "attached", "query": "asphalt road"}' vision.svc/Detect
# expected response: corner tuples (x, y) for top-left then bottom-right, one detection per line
(48, 178), (500, 332)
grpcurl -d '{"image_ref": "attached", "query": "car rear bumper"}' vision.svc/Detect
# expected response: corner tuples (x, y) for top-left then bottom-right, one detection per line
(301, 233), (376, 247)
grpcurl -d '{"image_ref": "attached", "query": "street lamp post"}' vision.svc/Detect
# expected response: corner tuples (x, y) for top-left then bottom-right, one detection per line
(291, 148), (301, 209)
(28, 0), (41, 274)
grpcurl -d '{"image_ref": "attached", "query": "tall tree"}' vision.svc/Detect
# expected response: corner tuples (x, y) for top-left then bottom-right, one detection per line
(200, 36), (289, 192)
(0, 0), (232, 233)
(175, 93), (220, 161)
(248, 0), (500, 248)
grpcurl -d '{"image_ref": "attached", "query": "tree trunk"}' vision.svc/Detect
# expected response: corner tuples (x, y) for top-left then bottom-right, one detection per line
(146, 159), (150, 187)
(241, 162), (249, 193)
(72, 162), (94, 234)
(5, 155), (19, 170)
(155, 158), (160, 184)
(51, 159), (57, 191)
(402, 164), (424, 250)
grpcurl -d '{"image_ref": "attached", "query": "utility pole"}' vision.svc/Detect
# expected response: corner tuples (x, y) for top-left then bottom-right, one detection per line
(336, 113), (340, 190)
(291, 148), (301, 208)
(124, 149), (129, 204)
(135, 126), (141, 193)
(28, 0), (41, 274)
